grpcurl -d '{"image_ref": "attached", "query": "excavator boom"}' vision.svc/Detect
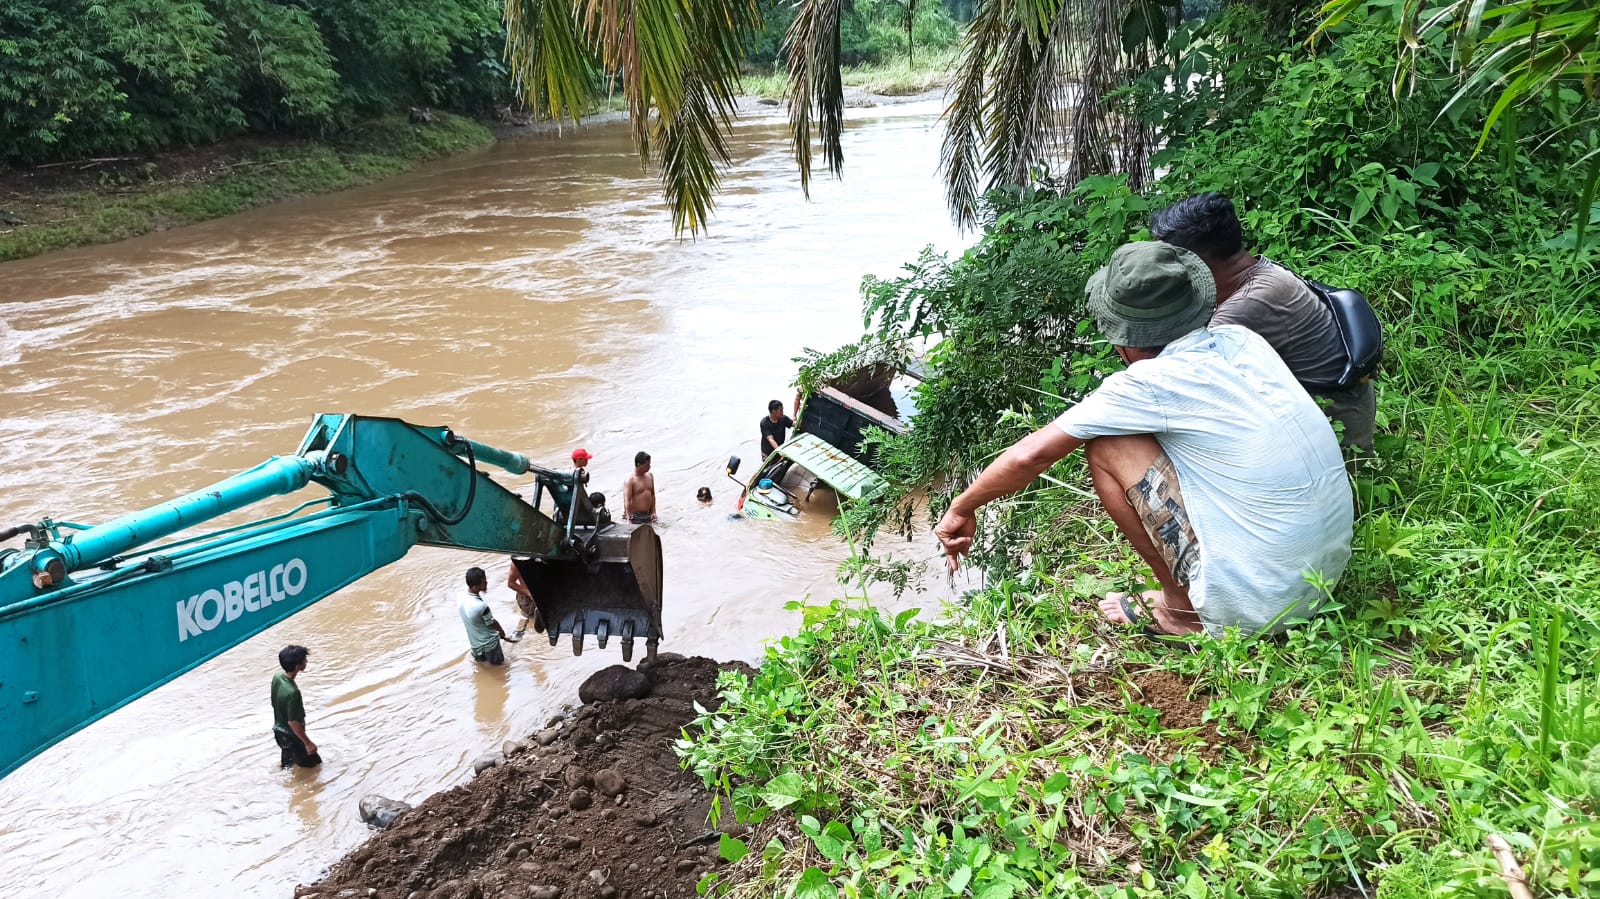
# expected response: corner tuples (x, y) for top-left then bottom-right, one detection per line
(0, 414), (663, 779)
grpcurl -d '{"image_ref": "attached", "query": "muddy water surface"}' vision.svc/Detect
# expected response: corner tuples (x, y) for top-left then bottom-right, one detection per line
(0, 104), (967, 897)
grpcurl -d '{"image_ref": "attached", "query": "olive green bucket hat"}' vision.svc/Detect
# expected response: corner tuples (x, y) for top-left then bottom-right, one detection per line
(1086, 241), (1216, 347)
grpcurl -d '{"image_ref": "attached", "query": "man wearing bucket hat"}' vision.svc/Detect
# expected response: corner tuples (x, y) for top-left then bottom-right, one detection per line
(934, 242), (1353, 637)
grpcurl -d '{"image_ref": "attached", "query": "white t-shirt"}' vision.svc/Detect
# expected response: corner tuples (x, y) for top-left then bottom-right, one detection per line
(1054, 325), (1353, 635)
(458, 591), (500, 654)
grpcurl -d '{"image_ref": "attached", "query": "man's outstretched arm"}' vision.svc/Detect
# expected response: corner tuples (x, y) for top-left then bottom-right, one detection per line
(935, 425), (1084, 569)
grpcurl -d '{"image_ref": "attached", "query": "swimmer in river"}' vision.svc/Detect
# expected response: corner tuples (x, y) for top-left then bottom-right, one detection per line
(623, 451), (657, 524)
(696, 486), (713, 505)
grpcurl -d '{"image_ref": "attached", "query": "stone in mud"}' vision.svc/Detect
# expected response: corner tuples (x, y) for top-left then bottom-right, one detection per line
(593, 768), (627, 797)
(358, 796), (414, 830)
(534, 727), (560, 746)
(568, 788), (592, 811)
(527, 888), (561, 899)
(561, 765), (592, 789)
(502, 739), (529, 757)
(635, 652), (686, 673)
(578, 665), (650, 704)
(472, 754), (501, 775)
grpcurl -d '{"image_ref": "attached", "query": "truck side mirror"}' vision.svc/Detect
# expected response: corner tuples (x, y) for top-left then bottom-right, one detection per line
(726, 456), (741, 476)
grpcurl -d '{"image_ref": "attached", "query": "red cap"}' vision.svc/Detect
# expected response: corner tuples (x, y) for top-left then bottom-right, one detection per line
(571, 447), (593, 461)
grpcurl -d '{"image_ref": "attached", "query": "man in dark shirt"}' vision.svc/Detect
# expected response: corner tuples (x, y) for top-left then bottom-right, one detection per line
(1151, 193), (1376, 453)
(759, 400), (794, 458)
(271, 645), (321, 769)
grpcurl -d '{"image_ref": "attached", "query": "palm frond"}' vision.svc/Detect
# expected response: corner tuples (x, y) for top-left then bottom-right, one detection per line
(505, 0), (595, 122)
(656, 0), (758, 232)
(785, 0), (844, 197)
(941, 0), (1009, 225)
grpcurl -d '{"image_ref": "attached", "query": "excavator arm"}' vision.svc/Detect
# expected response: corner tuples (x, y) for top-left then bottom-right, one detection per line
(0, 414), (663, 779)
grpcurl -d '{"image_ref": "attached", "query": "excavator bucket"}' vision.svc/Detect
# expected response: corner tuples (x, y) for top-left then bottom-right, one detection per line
(513, 523), (663, 662)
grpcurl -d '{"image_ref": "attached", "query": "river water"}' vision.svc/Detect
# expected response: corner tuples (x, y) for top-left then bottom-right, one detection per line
(0, 103), (967, 896)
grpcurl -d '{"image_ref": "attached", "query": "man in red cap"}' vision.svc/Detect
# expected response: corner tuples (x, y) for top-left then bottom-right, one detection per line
(571, 447), (592, 469)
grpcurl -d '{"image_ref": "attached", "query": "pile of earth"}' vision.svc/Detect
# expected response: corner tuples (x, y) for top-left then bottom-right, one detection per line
(301, 654), (754, 899)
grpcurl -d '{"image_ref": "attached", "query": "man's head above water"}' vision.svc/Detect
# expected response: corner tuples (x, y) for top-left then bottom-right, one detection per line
(767, 400), (784, 419)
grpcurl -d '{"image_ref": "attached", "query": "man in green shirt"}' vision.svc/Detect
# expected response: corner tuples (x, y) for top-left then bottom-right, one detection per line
(271, 645), (321, 768)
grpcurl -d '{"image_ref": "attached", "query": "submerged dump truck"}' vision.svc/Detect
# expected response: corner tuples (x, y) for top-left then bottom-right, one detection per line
(0, 413), (664, 779)
(728, 361), (925, 519)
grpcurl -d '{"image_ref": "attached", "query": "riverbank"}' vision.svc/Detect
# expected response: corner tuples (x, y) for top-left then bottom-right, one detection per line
(0, 74), (952, 265)
(305, 655), (753, 899)
(0, 113), (495, 263)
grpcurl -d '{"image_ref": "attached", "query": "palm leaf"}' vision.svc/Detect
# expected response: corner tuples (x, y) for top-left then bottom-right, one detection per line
(505, 0), (596, 122)
(786, 0), (845, 197)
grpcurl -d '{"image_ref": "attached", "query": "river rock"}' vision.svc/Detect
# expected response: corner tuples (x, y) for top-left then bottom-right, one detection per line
(593, 768), (627, 797)
(472, 754), (502, 775)
(527, 887), (561, 899)
(578, 666), (650, 704)
(358, 795), (413, 829)
(636, 652), (686, 673)
(535, 727), (560, 746)
(568, 788), (592, 811)
(502, 739), (529, 757)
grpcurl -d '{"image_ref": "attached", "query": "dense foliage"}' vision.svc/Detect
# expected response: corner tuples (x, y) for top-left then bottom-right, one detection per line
(0, 0), (509, 167)
(686, 3), (1600, 897)
(742, 0), (965, 69)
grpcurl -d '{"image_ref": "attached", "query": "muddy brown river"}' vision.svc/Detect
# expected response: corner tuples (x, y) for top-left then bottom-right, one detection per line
(0, 104), (967, 896)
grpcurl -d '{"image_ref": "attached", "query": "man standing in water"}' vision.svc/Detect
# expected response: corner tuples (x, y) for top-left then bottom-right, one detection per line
(759, 400), (794, 457)
(507, 561), (540, 639)
(459, 566), (514, 665)
(623, 451), (657, 524)
(271, 645), (321, 769)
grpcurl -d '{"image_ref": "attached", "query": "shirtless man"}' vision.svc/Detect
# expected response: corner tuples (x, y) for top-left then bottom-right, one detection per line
(623, 451), (657, 524)
(507, 561), (541, 638)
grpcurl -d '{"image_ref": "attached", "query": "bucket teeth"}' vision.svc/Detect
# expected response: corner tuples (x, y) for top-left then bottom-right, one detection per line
(513, 522), (664, 661)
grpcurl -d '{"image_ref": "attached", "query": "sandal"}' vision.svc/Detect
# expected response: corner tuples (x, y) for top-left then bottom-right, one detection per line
(1111, 592), (1191, 644)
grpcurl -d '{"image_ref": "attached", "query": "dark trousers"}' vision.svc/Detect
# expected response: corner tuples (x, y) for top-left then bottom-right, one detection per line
(472, 644), (506, 665)
(274, 725), (322, 768)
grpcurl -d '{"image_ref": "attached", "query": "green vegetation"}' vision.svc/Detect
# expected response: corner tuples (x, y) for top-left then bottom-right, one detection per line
(740, 50), (961, 100)
(0, 0), (509, 169)
(0, 114), (492, 262)
(678, 4), (1600, 898)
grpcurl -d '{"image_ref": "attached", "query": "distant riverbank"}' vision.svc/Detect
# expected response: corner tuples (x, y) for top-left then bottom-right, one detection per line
(0, 74), (951, 265)
(0, 113), (496, 264)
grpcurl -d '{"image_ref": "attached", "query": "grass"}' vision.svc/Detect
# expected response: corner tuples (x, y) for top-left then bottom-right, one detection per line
(678, 251), (1600, 896)
(0, 113), (494, 262)
(739, 49), (958, 102)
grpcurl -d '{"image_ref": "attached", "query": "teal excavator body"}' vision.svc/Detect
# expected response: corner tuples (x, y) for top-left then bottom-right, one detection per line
(0, 414), (663, 779)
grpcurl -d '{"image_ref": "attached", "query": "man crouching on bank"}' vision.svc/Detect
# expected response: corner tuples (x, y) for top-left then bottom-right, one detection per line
(934, 241), (1353, 637)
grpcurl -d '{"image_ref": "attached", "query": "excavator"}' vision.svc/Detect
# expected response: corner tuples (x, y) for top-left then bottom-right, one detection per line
(0, 413), (664, 780)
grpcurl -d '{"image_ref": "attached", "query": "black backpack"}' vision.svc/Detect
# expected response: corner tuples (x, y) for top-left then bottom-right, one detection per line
(1301, 279), (1383, 392)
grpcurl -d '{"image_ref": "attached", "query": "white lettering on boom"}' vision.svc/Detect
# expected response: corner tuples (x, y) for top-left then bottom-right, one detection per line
(176, 558), (309, 642)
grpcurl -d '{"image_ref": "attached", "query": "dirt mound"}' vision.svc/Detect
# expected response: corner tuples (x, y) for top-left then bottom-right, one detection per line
(303, 654), (752, 899)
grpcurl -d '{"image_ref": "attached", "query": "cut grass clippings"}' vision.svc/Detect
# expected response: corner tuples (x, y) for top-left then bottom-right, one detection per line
(0, 113), (494, 263)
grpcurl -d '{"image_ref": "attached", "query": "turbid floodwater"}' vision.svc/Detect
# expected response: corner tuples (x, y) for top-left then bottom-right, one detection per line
(0, 102), (971, 896)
